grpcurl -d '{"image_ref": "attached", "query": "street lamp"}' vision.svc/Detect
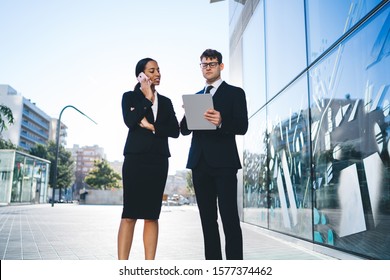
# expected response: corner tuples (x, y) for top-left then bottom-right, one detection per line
(51, 105), (97, 207)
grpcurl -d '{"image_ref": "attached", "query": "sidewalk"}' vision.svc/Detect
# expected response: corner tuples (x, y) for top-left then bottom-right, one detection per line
(0, 203), (336, 260)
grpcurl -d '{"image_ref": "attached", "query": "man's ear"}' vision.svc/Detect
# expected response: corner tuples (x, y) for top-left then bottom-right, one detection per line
(220, 63), (224, 70)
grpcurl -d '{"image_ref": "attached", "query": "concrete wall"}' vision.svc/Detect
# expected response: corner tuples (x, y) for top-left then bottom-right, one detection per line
(84, 189), (123, 205)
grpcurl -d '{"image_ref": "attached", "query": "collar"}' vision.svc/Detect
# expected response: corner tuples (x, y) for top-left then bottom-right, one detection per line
(205, 79), (223, 91)
(204, 79), (223, 96)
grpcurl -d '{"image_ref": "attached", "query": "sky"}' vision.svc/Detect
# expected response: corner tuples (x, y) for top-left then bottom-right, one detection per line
(0, 0), (230, 174)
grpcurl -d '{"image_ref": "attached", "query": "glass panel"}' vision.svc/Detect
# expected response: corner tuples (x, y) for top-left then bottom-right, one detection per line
(267, 76), (312, 240)
(265, 0), (307, 100)
(11, 153), (24, 202)
(21, 157), (34, 202)
(243, 109), (268, 227)
(243, 3), (266, 116)
(229, 37), (244, 87)
(306, 0), (382, 63)
(229, 0), (246, 37)
(310, 3), (390, 259)
(0, 151), (14, 204)
(38, 162), (50, 203)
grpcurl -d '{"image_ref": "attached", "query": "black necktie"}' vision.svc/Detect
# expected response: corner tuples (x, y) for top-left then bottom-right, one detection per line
(205, 85), (213, 94)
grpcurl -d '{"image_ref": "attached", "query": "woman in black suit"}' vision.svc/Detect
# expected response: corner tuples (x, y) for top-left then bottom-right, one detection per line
(117, 58), (180, 260)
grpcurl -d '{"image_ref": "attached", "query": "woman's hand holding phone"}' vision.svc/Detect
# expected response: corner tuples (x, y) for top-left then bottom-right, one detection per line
(137, 72), (149, 83)
(138, 72), (153, 101)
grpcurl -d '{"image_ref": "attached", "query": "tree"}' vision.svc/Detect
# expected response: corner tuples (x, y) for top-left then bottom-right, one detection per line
(0, 105), (16, 149)
(85, 159), (122, 190)
(0, 139), (17, 149)
(186, 171), (195, 196)
(0, 104), (14, 133)
(30, 141), (74, 198)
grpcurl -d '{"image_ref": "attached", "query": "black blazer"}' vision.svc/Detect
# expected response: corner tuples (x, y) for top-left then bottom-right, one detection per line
(180, 81), (248, 169)
(122, 89), (179, 157)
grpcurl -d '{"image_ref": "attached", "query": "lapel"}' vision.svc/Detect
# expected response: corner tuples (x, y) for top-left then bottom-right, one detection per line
(212, 81), (226, 100)
(135, 90), (154, 123)
(146, 107), (154, 123)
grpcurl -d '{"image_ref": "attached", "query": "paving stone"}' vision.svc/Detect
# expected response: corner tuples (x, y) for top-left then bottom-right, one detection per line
(0, 204), (335, 260)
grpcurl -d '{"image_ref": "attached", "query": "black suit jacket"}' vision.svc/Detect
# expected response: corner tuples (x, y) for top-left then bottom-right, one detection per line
(122, 89), (179, 157)
(180, 81), (248, 169)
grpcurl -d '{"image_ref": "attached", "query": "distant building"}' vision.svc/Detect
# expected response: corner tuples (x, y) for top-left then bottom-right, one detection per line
(164, 170), (188, 196)
(108, 160), (122, 175)
(49, 118), (68, 146)
(108, 160), (123, 188)
(0, 84), (67, 150)
(1, 84), (115, 203)
(68, 144), (106, 199)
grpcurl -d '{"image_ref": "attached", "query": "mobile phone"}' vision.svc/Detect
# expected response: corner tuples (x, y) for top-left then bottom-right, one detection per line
(137, 72), (148, 83)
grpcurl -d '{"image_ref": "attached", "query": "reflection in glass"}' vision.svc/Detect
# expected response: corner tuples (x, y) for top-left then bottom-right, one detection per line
(267, 77), (312, 240)
(234, 0), (389, 259)
(306, 0), (381, 63)
(243, 2), (266, 116)
(7, 151), (50, 204)
(229, 1), (244, 37)
(243, 110), (268, 227)
(310, 3), (390, 259)
(265, 0), (306, 99)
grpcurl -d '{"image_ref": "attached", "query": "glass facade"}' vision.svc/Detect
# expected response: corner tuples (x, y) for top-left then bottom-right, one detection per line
(231, 0), (390, 259)
(0, 150), (50, 205)
(267, 76), (312, 240)
(243, 110), (268, 227)
(264, 0), (307, 99)
(306, 0), (382, 63)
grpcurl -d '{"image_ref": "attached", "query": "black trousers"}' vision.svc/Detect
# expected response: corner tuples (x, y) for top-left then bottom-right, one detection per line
(192, 157), (243, 260)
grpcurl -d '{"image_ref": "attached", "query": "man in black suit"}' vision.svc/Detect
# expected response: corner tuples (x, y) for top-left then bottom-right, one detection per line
(180, 49), (248, 260)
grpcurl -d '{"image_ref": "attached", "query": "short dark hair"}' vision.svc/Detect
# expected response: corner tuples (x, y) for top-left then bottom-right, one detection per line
(200, 49), (222, 64)
(135, 57), (156, 77)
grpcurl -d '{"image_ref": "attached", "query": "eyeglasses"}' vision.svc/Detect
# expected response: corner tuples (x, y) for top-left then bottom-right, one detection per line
(200, 62), (219, 69)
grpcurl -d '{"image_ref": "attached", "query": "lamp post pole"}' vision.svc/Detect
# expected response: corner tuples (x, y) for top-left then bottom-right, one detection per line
(51, 105), (97, 207)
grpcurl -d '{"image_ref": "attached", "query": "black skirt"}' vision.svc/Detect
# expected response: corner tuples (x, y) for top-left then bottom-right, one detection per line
(121, 153), (168, 220)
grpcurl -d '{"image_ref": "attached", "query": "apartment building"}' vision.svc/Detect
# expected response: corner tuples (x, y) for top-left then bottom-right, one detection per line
(0, 84), (67, 150)
(68, 144), (106, 199)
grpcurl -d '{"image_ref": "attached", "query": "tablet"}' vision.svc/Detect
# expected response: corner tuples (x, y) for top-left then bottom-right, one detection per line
(182, 94), (216, 130)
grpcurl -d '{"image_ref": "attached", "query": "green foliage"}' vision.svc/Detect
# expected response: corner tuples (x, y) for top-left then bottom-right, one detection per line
(0, 105), (18, 150)
(186, 171), (195, 195)
(0, 139), (18, 149)
(0, 104), (14, 133)
(85, 159), (122, 190)
(30, 141), (74, 189)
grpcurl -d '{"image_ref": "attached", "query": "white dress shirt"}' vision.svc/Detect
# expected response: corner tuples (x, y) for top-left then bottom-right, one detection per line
(152, 91), (158, 121)
(204, 79), (223, 96)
